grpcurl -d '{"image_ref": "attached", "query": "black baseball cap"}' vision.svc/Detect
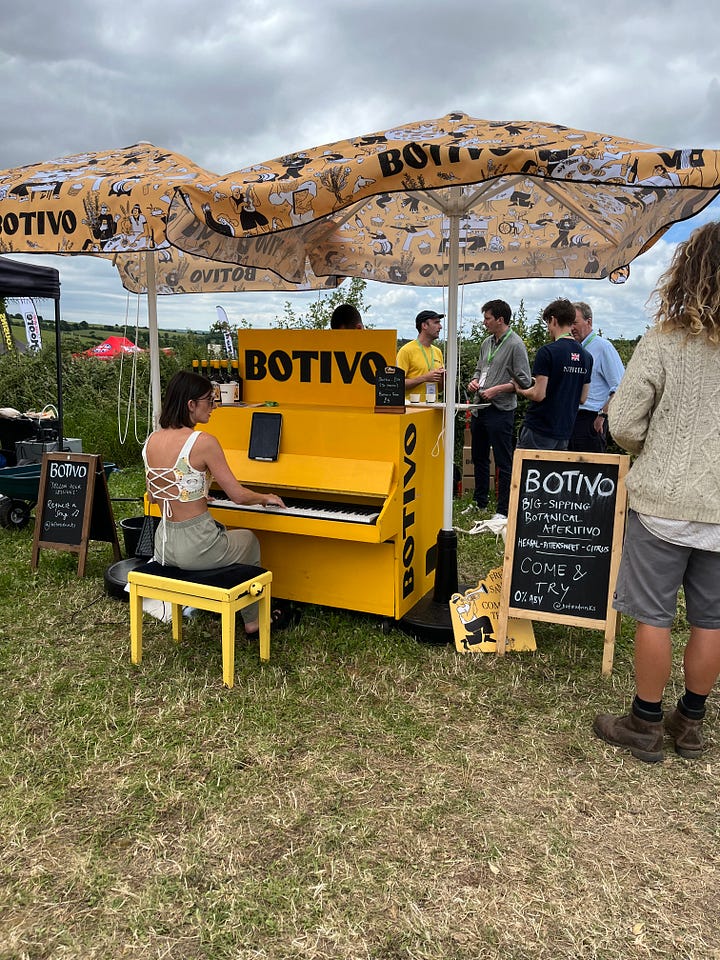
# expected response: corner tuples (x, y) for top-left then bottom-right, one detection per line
(415, 310), (445, 324)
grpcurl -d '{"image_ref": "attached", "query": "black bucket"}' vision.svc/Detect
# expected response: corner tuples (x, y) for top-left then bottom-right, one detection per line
(120, 515), (159, 558)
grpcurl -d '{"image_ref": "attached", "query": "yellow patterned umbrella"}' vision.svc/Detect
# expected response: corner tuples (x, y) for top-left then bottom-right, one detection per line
(165, 112), (720, 621)
(114, 246), (342, 295)
(0, 142), (217, 421)
(166, 112), (720, 287)
(0, 142), (209, 256)
(0, 143), (343, 420)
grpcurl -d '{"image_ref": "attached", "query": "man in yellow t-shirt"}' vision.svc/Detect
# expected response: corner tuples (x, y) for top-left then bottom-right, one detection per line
(396, 310), (446, 401)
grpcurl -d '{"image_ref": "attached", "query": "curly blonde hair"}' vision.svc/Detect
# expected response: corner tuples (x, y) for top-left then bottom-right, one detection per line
(653, 221), (720, 344)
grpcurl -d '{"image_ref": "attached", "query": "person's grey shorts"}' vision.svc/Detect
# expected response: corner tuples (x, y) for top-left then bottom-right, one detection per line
(155, 512), (261, 570)
(613, 510), (720, 628)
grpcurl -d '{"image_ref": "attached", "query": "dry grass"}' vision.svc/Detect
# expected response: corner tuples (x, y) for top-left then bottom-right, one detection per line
(1, 471), (719, 959)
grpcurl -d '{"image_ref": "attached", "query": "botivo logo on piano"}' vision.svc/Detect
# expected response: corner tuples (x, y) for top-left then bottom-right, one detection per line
(243, 348), (386, 384)
(402, 421), (417, 600)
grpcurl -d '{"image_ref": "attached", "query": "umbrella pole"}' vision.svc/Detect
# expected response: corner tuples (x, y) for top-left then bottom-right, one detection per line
(400, 210), (461, 643)
(54, 298), (64, 448)
(145, 251), (162, 430)
(432, 209), (460, 603)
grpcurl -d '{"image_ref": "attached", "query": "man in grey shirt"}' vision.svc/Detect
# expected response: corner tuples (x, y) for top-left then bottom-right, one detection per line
(466, 299), (532, 519)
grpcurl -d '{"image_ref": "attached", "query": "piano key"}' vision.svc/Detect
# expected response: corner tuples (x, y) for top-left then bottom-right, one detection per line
(209, 497), (380, 525)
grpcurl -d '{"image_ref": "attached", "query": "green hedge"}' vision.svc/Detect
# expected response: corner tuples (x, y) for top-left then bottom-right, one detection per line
(0, 347), (185, 467)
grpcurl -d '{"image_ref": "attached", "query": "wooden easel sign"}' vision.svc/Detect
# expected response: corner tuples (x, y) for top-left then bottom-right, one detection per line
(31, 453), (121, 577)
(496, 450), (629, 675)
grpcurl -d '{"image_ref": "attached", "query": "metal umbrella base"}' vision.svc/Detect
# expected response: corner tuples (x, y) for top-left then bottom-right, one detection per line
(399, 530), (466, 645)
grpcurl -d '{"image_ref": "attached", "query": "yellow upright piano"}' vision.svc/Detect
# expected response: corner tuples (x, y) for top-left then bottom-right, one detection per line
(199, 329), (444, 621)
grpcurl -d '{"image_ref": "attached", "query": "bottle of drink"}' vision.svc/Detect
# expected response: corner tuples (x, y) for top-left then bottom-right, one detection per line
(230, 360), (243, 402)
(192, 359), (200, 375)
(200, 359), (210, 381)
(209, 360), (222, 403)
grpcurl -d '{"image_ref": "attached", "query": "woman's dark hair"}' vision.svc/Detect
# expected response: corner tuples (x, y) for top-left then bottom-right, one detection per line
(159, 371), (213, 428)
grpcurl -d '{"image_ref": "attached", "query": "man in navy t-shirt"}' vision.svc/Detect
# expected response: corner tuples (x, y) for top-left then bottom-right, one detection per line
(515, 298), (593, 450)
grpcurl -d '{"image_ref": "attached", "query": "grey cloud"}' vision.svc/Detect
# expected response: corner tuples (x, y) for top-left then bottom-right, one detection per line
(2, 0), (720, 337)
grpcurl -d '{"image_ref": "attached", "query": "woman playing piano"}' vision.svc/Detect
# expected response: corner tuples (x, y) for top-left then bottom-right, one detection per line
(142, 370), (285, 637)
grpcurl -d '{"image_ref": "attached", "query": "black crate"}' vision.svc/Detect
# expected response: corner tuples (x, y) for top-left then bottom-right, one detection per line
(0, 416), (58, 449)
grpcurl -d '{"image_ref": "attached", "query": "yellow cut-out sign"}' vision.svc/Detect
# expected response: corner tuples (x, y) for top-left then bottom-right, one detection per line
(451, 566), (536, 653)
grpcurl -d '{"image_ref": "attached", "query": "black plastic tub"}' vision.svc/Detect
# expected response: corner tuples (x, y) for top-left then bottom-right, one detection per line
(120, 515), (159, 558)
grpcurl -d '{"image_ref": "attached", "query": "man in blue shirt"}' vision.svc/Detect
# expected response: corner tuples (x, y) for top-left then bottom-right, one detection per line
(515, 298), (592, 450)
(568, 301), (625, 453)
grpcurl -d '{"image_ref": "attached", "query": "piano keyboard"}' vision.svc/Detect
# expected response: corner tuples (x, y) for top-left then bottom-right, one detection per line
(209, 496), (381, 525)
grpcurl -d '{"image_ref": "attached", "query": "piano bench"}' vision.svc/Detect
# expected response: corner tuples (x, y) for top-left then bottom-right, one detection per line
(127, 561), (273, 687)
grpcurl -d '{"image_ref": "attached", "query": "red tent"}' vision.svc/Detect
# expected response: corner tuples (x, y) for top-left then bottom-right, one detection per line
(84, 336), (144, 359)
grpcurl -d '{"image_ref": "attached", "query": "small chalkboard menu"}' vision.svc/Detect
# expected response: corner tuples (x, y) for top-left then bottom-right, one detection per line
(31, 453), (121, 576)
(374, 366), (406, 414)
(496, 450), (629, 674)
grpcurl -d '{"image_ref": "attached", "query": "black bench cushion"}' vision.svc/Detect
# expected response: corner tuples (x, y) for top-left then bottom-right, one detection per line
(134, 560), (267, 589)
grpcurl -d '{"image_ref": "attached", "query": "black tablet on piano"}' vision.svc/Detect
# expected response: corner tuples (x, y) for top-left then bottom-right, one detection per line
(248, 411), (282, 461)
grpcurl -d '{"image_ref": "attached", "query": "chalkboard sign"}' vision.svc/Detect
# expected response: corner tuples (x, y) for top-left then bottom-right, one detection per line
(497, 450), (629, 674)
(374, 365), (406, 414)
(31, 453), (121, 576)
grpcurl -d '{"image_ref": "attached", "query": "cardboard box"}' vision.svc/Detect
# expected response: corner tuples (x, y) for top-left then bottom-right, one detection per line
(462, 447), (495, 475)
(463, 445), (474, 477)
(462, 475), (496, 494)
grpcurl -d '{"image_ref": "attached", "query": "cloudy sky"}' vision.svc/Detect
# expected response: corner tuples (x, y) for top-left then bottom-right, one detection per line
(2, 0), (720, 340)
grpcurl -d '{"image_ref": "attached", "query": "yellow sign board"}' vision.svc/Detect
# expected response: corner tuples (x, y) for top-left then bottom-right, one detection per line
(237, 328), (398, 407)
(451, 566), (536, 653)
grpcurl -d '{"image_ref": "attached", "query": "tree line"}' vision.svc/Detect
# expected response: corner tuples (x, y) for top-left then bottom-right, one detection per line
(1, 285), (639, 469)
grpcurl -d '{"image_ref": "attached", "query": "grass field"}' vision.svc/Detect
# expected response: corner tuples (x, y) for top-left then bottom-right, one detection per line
(1, 468), (719, 960)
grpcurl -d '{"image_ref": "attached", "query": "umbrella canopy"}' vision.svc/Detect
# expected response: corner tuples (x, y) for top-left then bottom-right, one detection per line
(0, 142), (218, 423)
(167, 114), (720, 516)
(83, 335), (143, 359)
(0, 143), (343, 422)
(166, 112), (720, 287)
(113, 246), (343, 295)
(0, 142), (212, 256)
(164, 112), (720, 615)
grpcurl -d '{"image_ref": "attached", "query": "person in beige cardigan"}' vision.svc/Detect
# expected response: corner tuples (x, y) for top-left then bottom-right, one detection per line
(593, 221), (720, 763)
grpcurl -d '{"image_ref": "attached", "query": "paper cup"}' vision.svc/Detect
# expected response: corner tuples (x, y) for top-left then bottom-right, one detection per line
(219, 383), (235, 405)
(409, 394), (421, 404)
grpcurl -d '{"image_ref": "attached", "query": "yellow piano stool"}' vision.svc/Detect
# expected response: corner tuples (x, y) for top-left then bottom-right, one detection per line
(128, 567), (273, 687)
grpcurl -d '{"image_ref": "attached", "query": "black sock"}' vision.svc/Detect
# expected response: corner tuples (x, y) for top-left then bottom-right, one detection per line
(632, 695), (663, 722)
(678, 689), (707, 720)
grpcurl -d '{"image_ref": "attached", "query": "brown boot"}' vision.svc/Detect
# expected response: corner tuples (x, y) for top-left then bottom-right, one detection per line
(593, 711), (664, 763)
(665, 708), (705, 759)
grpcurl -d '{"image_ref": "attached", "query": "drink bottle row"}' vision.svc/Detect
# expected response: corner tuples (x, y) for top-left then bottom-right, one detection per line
(192, 359), (244, 403)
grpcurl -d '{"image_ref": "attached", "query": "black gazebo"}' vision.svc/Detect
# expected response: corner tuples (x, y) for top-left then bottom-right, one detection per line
(0, 257), (64, 443)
